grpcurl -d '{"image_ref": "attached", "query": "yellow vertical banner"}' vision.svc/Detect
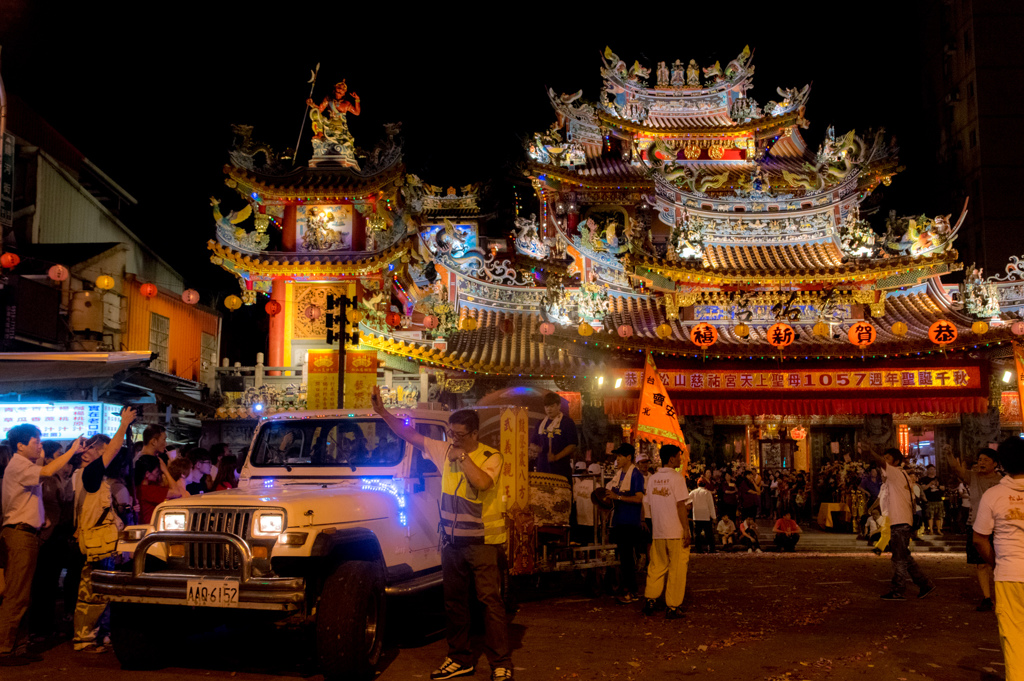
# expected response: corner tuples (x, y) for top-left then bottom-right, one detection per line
(343, 350), (378, 409)
(515, 408), (529, 509)
(306, 349), (339, 410)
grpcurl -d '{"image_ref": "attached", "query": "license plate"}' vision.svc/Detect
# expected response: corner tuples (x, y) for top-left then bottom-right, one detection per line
(186, 578), (240, 607)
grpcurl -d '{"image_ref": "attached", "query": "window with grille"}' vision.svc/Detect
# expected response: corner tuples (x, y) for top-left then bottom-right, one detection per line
(150, 313), (170, 373)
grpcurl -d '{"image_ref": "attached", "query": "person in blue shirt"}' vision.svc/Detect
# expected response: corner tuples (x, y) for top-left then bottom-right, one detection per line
(606, 443), (646, 603)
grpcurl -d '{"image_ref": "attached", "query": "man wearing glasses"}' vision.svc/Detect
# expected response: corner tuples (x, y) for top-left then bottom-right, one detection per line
(370, 387), (513, 681)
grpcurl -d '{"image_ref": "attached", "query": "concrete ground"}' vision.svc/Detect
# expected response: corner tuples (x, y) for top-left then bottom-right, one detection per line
(4, 553), (1007, 681)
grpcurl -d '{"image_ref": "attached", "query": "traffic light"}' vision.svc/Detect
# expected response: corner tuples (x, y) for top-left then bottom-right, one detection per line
(325, 294), (359, 346)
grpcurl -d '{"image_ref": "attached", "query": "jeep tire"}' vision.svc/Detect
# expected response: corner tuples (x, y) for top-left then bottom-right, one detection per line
(316, 560), (386, 681)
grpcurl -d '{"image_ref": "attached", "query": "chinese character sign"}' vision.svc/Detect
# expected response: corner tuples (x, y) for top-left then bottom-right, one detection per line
(690, 323), (718, 348)
(767, 323), (795, 348)
(1013, 342), (1024, 427)
(611, 365), (982, 392)
(343, 350), (378, 409)
(929, 320), (959, 346)
(307, 349), (340, 410)
(634, 353), (688, 468)
(503, 408), (530, 510)
(847, 321), (877, 347)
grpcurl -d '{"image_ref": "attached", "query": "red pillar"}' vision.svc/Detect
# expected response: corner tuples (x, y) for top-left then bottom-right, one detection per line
(268, 279), (287, 375)
(282, 205), (297, 251)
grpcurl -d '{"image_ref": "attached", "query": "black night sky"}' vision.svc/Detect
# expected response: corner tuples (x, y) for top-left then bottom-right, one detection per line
(1, 2), (946, 357)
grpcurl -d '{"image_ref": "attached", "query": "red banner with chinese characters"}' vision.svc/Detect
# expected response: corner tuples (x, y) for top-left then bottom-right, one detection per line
(1001, 390), (1022, 426)
(306, 349), (339, 410)
(343, 350), (378, 409)
(633, 353), (689, 467)
(1013, 342), (1024, 426)
(612, 365), (983, 393)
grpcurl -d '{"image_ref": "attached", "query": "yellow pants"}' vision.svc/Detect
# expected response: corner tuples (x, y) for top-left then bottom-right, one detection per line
(644, 538), (690, 608)
(995, 581), (1024, 681)
(874, 516), (891, 552)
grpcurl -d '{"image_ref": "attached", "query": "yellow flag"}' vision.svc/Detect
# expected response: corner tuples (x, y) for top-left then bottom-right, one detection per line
(634, 353), (689, 468)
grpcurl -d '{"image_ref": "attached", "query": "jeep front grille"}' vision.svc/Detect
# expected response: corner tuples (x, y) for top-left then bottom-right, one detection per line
(187, 508), (254, 571)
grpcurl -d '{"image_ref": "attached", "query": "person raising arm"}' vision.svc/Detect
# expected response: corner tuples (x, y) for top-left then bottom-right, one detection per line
(369, 386), (493, 492)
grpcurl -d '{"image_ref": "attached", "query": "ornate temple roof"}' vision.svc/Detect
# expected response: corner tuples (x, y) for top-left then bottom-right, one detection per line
(225, 163), (405, 201)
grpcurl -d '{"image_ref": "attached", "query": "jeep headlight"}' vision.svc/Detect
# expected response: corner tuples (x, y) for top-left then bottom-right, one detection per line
(254, 512), (284, 537)
(160, 512), (187, 532)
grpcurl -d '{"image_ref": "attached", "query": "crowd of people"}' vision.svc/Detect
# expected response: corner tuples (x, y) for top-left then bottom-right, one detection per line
(0, 410), (243, 667)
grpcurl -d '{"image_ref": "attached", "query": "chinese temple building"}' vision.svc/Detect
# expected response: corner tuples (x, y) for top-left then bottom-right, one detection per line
(207, 51), (1024, 479)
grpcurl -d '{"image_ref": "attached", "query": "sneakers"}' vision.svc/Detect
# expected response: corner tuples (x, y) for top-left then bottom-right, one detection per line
(491, 668), (514, 680)
(616, 592), (639, 604)
(665, 606), (685, 620)
(917, 584), (936, 599)
(755, 548), (763, 553)
(977, 597), (993, 612)
(641, 599), (658, 616)
(431, 657), (475, 680)
(880, 591), (906, 600)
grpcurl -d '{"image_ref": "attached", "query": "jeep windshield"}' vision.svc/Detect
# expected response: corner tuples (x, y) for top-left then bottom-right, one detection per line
(250, 419), (404, 468)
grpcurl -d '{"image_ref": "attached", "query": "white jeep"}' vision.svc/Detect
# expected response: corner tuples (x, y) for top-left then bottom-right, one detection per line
(92, 407), (504, 680)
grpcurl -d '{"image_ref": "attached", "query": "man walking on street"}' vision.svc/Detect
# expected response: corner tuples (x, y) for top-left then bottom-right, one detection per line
(1, 425), (82, 666)
(948, 447), (1002, 611)
(874, 447), (935, 600)
(973, 436), (1024, 680)
(370, 387), (513, 681)
(642, 445), (691, 619)
(688, 479), (717, 553)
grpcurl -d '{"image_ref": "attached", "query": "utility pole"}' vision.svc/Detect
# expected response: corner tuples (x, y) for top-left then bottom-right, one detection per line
(325, 294), (359, 408)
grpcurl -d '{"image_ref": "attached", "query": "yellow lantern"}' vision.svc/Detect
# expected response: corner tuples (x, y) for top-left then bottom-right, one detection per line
(346, 309), (365, 324)
(95, 275), (115, 290)
(460, 317), (477, 331)
(224, 295), (243, 311)
(734, 323), (750, 338)
(578, 322), (594, 337)
(656, 323), (673, 339)
(972, 320), (990, 335)
(890, 321), (908, 337)
(812, 321), (829, 337)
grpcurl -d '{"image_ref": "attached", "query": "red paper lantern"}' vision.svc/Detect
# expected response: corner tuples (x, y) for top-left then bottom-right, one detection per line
(386, 312), (402, 328)
(847, 321), (877, 347)
(181, 289), (200, 305)
(0, 253), (20, 269)
(265, 300), (282, 316)
(305, 304), (322, 321)
(48, 264), (69, 282)
(617, 324), (633, 338)
(422, 314), (439, 329)
(767, 322), (795, 348)
(500, 318), (514, 334)
(539, 322), (555, 336)
(140, 283), (158, 299)
(928, 320), (958, 346)
(1012, 321), (1024, 336)
(690, 322), (718, 347)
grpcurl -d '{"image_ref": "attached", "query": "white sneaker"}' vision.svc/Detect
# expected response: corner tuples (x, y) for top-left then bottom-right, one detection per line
(755, 549), (763, 553)
(747, 549), (753, 553)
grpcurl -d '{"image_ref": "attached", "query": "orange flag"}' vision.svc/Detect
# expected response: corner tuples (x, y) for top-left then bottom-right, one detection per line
(634, 353), (689, 468)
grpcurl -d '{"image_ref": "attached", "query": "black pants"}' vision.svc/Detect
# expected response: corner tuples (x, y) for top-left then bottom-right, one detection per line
(611, 524), (644, 595)
(774, 533), (799, 552)
(28, 527), (72, 635)
(890, 524), (931, 595)
(739, 534), (761, 551)
(693, 520), (716, 553)
(442, 543), (511, 669)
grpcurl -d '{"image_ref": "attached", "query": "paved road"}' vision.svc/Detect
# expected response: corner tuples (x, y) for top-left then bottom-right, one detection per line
(5, 553), (1006, 681)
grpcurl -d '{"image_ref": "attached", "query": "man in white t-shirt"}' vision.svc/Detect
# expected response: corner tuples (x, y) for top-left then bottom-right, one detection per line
(873, 447), (934, 600)
(688, 480), (717, 553)
(972, 436), (1024, 677)
(641, 445), (691, 620)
